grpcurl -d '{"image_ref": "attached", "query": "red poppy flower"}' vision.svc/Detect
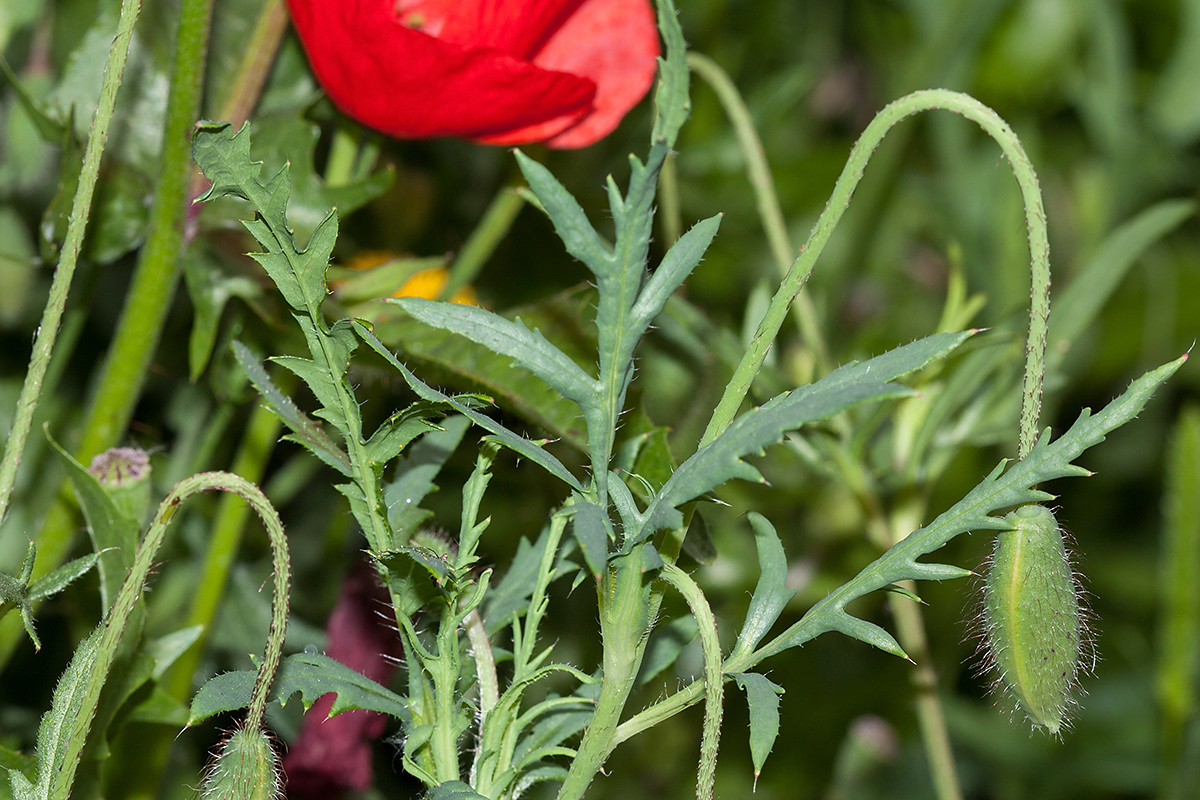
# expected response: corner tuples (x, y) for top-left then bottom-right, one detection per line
(285, 0), (660, 149)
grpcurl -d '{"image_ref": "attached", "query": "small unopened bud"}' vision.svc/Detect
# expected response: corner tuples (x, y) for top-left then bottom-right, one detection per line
(981, 504), (1087, 735)
(88, 447), (151, 521)
(202, 726), (282, 800)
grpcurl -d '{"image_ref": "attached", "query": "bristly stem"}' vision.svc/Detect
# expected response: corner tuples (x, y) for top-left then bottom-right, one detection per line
(13, 0), (219, 669)
(53, 471), (290, 798)
(686, 52), (829, 370)
(0, 0), (143, 529)
(660, 563), (724, 800)
(700, 88), (1051, 461)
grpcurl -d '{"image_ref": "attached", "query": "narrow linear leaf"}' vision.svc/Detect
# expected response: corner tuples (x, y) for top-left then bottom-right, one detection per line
(1049, 199), (1196, 368)
(352, 321), (582, 491)
(638, 332), (973, 539)
(232, 340), (352, 476)
(392, 297), (600, 409)
(514, 150), (611, 277)
(630, 214), (721, 332)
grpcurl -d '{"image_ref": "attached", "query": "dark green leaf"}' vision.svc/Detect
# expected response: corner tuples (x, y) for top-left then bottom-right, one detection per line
(353, 320), (582, 490)
(732, 513), (794, 656)
(187, 652), (411, 726)
(45, 431), (138, 609)
(730, 672), (783, 781)
(755, 356), (1186, 661)
(392, 298), (599, 412)
(571, 500), (610, 577)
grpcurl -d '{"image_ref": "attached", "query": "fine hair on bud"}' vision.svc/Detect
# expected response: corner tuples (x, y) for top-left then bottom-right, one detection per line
(977, 504), (1092, 736)
(201, 725), (283, 800)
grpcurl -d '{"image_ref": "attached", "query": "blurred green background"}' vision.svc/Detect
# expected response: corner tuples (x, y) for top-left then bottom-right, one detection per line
(2, 0), (1199, 798)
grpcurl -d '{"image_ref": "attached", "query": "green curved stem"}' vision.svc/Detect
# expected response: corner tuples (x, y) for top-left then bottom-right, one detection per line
(660, 563), (724, 800)
(687, 52), (829, 369)
(164, 400), (283, 702)
(0, 0), (142, 528)
(699, 89), (1051, 462)
(53, 471), (290, 798)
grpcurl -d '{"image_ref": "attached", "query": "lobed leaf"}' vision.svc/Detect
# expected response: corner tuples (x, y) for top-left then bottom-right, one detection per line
(755, 355), (1187, 661)
(353, 321), (583, 491)
(187, 652), (411, 726)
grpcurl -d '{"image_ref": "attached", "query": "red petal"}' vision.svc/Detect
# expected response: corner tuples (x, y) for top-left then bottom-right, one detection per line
(287, 0), (596, 140)
(399, 0), (587, 60)
(476, 0), (660, 148)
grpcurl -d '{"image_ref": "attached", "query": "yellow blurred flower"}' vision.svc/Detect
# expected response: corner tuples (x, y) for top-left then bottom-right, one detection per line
(339, 251), (478, 306)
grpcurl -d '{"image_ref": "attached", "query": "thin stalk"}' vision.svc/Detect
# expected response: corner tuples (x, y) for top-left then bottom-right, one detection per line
(880, 487), (961, 800)
(658, 151), (682, 246)
(686, 52), (829, 369)
(16, 0), (218, 640)
(0, 0), (142, 528)
(53, 471), (290, 798)
(164, 400), (283, 701)
(660, 563), (724, 800)
(699, 89), (1051, 461)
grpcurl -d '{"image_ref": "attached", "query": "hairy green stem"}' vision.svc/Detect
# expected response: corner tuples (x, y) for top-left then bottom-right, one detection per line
(12, 0), (219, 671)
(556, 548), (653, 800)
(686, 52), (829, 369)
(699, 89), (1051, 461)
(53, 471), (289, 798)
(660, 563), (724, 800)
(0, 0), (142, 529)
(165, 400), (283, 701)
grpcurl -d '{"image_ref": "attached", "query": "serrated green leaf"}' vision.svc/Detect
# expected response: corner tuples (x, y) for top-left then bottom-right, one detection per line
(193, 121), (335, 316)
(755, 355), (1187, 661)
(385, 415), (471, 541)
(513, 150), (611, 277)
(651, 0), (690, 148)
(732, 514), (794, 657)
(352, 320), (582, 490)
(39, 628), (102, 800)
(187, 652), (411, 726)
(392, 298), (600, 411)
(26, 553), (100, 604)
(367, 289), (593, 449)
(232, 340), (352, 476)
(630, 214), (721, 332)
(377, 546), (452, 583)
(730, 672), (782, 782)
(637, 332), (972, 539)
